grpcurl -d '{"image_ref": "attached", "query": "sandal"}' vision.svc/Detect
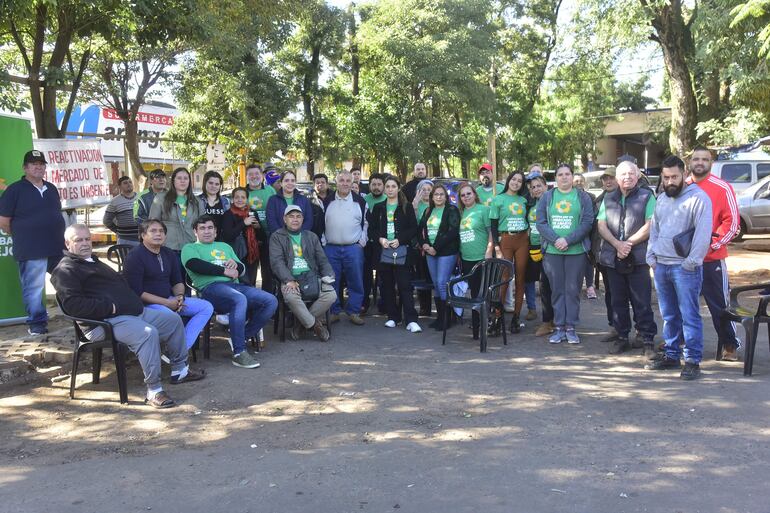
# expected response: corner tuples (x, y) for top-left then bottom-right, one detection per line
(144, 391), (176, 409)
(170, 367), (206, 384)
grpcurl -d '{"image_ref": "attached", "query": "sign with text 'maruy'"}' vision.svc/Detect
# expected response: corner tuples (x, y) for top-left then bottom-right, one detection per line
(33, 138), (111, 209)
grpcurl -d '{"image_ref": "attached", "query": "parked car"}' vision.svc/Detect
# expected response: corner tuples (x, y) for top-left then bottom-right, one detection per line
(710, 159), (770, 193)
(735, 174), (770, 241)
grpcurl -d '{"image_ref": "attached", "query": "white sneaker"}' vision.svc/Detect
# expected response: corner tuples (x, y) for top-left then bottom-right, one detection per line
(406, 322), (422, 333)
(160, 354), (170, 364)
(216, 314), (230, 326)
(384, 320), (397, 328)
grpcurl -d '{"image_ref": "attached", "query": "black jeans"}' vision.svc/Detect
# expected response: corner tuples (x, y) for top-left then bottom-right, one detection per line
(258, 239), (273, 293)
(607, 264), (657, 340)
(462, 259), (483, 333)
(378, 262), (418, 324)
(597, 264), (614, 328)
(539, 267), (553, 323)
(363, 242), (378, 309)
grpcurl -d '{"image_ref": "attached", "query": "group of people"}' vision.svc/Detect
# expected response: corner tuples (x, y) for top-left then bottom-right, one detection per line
(0, 144), (742, 408)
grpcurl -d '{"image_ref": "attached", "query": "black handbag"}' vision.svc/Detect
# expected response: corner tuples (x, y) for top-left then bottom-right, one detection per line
(673, 227), (696, 258)
(380, 245), (408, 266)
(296, 270), (320, 301)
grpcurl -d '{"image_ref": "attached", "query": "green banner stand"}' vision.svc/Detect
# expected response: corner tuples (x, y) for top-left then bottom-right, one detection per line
(0, 115), (35, 325)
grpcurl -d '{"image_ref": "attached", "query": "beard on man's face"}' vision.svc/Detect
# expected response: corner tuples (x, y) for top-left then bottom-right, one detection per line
(664, 182), (684, 197)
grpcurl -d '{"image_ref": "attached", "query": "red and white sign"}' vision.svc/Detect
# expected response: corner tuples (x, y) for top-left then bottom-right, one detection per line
(34, 138), (111, 208)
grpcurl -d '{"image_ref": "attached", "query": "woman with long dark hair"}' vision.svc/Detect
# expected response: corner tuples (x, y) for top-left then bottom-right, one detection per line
(265, 170), (314, 236)
(369, 176), (422, 333)
(149, 167), (204, 252)
(490, 170), (529, 334)
(536, 163), (594, 344)
(198, 170), (230, 235)
(457, 182), (493, 339)
(418, 183), (460, 330)
(221, 187), (261, 285)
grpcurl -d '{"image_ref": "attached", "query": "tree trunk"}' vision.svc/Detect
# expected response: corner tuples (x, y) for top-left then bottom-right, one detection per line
(644, 0), (697, 155)
(124, 117), (145, 183)
(302, 44), (322, 176)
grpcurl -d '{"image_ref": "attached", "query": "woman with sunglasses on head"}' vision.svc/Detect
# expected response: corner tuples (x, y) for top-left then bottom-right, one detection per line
(457, 183), (493, 339)
(536, 163), (595, 345)
(489, 170), (529, 334)
(411, 179), (434, 316)
(369, 176), (422, 333)
(418, 184), (460, 330)
(198, 170), (230, 237)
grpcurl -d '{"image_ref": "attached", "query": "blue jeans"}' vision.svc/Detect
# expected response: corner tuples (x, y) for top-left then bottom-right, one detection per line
(18, 256), (60, 331)
(426, 254), (457, 300)
(202, 282), (277, 354)
(147, 297), (214, 349)
(654, 263), (704, 364)
(525, 281), (537, 311)
(325, 244), (364, 315)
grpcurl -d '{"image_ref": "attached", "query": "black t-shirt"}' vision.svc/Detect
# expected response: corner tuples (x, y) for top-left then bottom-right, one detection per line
(0, 177), (65, 261)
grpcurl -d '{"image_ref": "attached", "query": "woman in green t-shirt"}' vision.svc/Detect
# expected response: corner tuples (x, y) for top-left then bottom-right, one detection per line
(418, 184), (460, 330)
(369, 176), (422, 333)
(490, 170), (529, 334)
(535, 163), (595, 345)
(149, 167), (204, 251)
(411, 179), (434, 316)
(457, 183), (493, 340)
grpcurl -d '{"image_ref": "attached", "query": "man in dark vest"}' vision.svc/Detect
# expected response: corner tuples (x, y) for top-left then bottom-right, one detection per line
(597, 161), (658, 358)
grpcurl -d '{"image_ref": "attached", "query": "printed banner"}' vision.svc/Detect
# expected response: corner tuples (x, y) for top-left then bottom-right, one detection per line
(33, 138), (111, 208)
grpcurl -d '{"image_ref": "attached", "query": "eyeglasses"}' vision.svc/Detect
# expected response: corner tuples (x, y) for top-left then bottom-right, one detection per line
(460, 192), (474, 198)
(433, 192), (446, 197)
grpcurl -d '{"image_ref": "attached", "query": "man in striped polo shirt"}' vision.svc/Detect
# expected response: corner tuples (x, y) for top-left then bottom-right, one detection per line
(689, 146), (741, 361)
(103, 176), (139, 246)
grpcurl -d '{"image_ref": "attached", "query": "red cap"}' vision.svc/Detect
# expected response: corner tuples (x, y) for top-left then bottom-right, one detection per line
(478, 163), (493, 172)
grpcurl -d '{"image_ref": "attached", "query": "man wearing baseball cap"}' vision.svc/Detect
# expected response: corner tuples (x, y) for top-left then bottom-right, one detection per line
(476, 163), (504, 207)
(269, 204), (336, 341)
(0, 150), (66, 335)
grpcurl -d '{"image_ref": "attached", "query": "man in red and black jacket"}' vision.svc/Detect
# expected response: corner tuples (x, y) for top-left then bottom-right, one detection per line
(689, 146), (741, 361)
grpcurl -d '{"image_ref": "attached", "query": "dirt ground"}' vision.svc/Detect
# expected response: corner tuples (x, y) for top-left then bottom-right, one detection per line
(1, 248), (769, 513)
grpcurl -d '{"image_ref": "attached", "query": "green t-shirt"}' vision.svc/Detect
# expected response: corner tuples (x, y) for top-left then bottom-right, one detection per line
(284, 195), (294, 206)
(181, 241), (243, 290)
(528, 202), (540, 246)
(417, 201), (429, 224)
(247, 185), (276, 229)
(546, 189), (583, 255)
(365, 193), (386, 212)
(175, 194), (188, 220)
(459, 204), (491, 262)
(386, 202), (398, 240)
(475, 183), (505, 207)
(490, 193), (528, 232)
(426, 206), (444, 244)
(596, 194), (656, 221)
(289, 233), (310, 276)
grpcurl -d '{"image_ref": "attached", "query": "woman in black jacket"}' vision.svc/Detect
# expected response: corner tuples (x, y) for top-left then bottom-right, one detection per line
(418, 183), (460, 330)
(370, 176), (422, 333)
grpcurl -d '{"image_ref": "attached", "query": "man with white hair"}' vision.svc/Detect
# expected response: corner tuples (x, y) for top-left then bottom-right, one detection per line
(51, 224), (204, 409)
(597, 160), (658, 357)
(323, 170), (368, 325)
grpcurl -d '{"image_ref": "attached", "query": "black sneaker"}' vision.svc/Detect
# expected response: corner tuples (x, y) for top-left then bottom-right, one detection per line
(643, 343), (658, 360)
(680, 362), (701, 380)
(644, 356), (681, 371)
(608, 337), (631, 354)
